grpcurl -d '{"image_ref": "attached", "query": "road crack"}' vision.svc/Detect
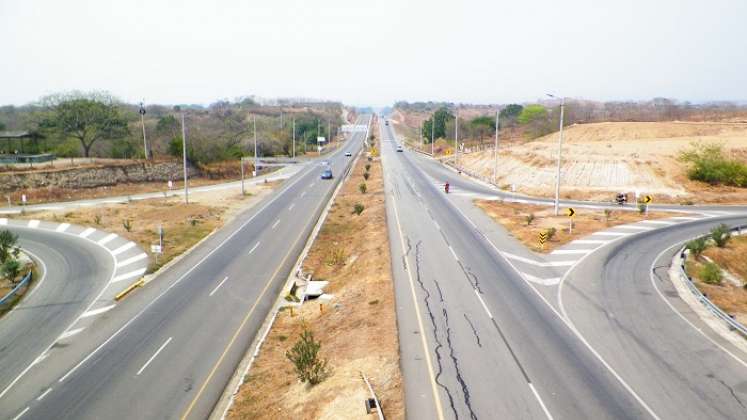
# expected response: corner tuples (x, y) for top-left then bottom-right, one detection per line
(443, 308), (478, 419)
(463, 314), (482, 348)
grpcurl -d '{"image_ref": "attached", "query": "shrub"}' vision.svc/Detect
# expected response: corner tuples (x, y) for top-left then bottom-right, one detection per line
(638, 204), (647, 214)
(358, 183), (367, 194)
(94, 214), (102, 225)
(700, 262), (722, 285)
(326, 247), (346, 266)
(604, 209), (612, 222)
(525, 213), (535, 226)
(0, 229), (20, 264)
(545, 227), (557, 241)
(363, 172), (370, 180)
(710, 224), (731, 248)
(2, 258), (21, 282)
(353, 203), (364, 215)
(122, 219), (133, 232)
(686, 237), (708, 258)
(365, 164), (371, 171)
(679, 143), (747, 187)
(286, 327), (329, 385)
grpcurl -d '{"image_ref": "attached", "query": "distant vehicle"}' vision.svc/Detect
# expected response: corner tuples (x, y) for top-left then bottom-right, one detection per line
(321, 168), (333, 179)
(321, 160), (330, 166)
(396, 145), (403, 152)
(345, 151), (352, 157)
(385, 120), (389, 126)
(615, 192), (627, 205)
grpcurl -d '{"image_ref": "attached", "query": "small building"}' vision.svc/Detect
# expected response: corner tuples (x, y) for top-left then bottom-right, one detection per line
(0, 131), (54, 165)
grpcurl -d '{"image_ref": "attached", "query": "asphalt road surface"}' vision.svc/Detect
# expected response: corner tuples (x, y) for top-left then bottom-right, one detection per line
(1, 116), (370, 420)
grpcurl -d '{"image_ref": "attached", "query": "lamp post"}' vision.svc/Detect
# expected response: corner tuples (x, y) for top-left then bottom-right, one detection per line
(493, 109), (500, 184)
(253, 115), (258, 177)
(139, 101), (149, 159)
(431, 114), (435, 156)
(181, 112), (189, 204)
(546, 93), (566, 216)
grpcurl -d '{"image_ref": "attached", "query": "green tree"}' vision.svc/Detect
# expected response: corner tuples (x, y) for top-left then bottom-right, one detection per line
(42, 94), (129, 157)
(710, 224), (731, 248)
(0, 229), (20, 264)
(470, 115), (495, 142)
(0, 121), (6, 131)
(2, 259), (21, 283)
(679, 143), (747, 187)
(421, 107), (453, 142)
(285, 327), (329, 385)
(156, 115), (179, 136)
(500, 104), (523, 120)
(517, 104), (548, 124)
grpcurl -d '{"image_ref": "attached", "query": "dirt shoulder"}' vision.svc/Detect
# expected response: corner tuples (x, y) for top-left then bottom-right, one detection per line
(475, 200), (676, 252)
(686, 235), (747, 324)
(228, 128), (404, 419)
(16, 182), (277, 273)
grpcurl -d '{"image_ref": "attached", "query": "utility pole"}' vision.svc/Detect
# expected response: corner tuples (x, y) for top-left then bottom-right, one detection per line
(420, 121), (423, 148)
(240, 157), (245, 195)
(327, 119), (331, 144)
(493, 109), (500, 184)
(455, 109), (459, 169)
(292, 118), (296, 159)
(547, 94), (566, 216)
(181, 112), (189, 204)
(253, 115), (258, 177)
(139, 101), (149, 159)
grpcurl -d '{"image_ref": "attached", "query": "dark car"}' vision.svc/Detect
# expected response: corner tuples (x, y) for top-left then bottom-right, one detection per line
(396, 145), (403, 152)
(321, 168), (333, 179)
(345, 151), (352, 157)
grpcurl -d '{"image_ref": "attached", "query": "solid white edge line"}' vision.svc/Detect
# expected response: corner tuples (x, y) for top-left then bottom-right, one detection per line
(11, 406), (29, 420)
(136, 337), (173, 376)
(447, 245), (459, 261)
(209, 277), (230, 297)
(248, 242), (260, 255)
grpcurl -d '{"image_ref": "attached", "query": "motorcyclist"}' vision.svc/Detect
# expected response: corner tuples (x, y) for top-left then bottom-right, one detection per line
(445, 182), (450, 194)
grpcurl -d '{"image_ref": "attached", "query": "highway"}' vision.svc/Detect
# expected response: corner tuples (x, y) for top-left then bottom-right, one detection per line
(1, 116), (370, 420)
(381, 119), (650, 419)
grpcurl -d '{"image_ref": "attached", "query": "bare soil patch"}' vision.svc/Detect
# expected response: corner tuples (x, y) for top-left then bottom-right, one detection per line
(475, 200), (675, 252)
(229, 124), (404, 419)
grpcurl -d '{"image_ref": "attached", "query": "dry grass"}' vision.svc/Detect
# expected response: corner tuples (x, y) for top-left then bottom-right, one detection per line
(475, 200), (675, 252)
(687, 236), (747, 324)
(17, 183), (276, 273)
(229, 122), (404, 420)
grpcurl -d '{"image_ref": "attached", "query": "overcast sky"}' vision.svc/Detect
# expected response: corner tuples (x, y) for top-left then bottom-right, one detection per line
(2, 0), (746, 106)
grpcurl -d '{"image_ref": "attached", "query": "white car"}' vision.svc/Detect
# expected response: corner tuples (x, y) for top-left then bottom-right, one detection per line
(345, 151), (352, 157)
(321, 160), (330, 166)
(396, 145), (403, 152)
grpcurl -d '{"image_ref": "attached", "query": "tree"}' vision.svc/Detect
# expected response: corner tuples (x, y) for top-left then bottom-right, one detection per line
(470, 116), (495, 143)
(710, 224), (731, 248)
(2, 259), (21, 283)
(517, 104), (548, 124)
(286, 326), (329, 385)
(0, 121), (5, 131)
(0, 229), (20, 264)
(500, 104), (523, 120)
(421, 107), (453, 142)
(42, 94), (129, 157)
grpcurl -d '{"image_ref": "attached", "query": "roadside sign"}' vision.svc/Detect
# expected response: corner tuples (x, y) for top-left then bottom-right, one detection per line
(21, 194), (26, 203)
(317, 136), (326, 143)
(643, 195), (653, 204)
(168, 180), (173, 190)
(151, 244), (162, 254)
(566, 208), (576, 218)
(538, 231), (548, 249)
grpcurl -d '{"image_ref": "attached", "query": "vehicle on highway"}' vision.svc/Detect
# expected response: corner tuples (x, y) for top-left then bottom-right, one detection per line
(396, 145), (403, 152)
(444, 182), (450, 194)
(321, 160), (329, 166)
(616, 192), (627, 205)
(345, 151), (352, 157)
(321, 168), (333, 179)
(385, 120), (389, 126)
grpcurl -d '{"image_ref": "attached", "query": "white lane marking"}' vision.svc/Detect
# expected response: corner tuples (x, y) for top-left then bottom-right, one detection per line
(300, 191), (307, 198)
(570, 239), (608, 245)
(11, 407), (29, 420)
(117, 253), (147, 268)
(30, 351), (49, 367)
(112, 267), (146, 283)
(97, 233), (118, 245)
(209, 276), (229, 297)
(614, 225), (653, 231)
(58, 328), (85, 340)
(591, 231), (629, 237)
(0, 218), (7, 225)
(79, 227), (96, 238)
(521, 272), (561, 286)
(670, 216), (701, 221)
(248, 242), (260, 255)
(448, 245), (459, 261)
(111, 241), (136, 256)
(639, 220), (676, 225)
(501, 251), (576, 267)
(474, 290), (494, 319)
(36, 387), (52, 401)
(550, 249), (594, 255)
(528, 383), (555, 420)
(55, 223), (70, 232)
(136, 337), (173, 376)
(650, 244), (747, 369)
(288, 203), (295, 211)
(309, 182), (315, 188)
(271, 219), (280, 230)
(80, 304), (116, 318)
(27, 220), (40, 228)
(56, 161), (319, 385)
(432, 220), (441, 231)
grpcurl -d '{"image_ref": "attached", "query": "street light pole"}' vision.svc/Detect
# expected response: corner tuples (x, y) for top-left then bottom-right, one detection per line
(181, 112), (189, 204)
(547, 94), (566, 216)
(493, 109), (500, 184)
(431, 115), (435, 156)
(455, 109), (459, 169)
(253, 115), (258, 177)
(292, 118), (296, 159)
(139, 102), (148, 160)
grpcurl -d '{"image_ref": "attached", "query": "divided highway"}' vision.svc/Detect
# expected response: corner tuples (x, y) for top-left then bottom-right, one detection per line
(1, 116), (370, 420)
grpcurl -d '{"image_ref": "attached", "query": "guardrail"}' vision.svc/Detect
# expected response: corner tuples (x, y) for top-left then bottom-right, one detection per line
(0, 271), (32, 307)
(678, 224), (747, 338)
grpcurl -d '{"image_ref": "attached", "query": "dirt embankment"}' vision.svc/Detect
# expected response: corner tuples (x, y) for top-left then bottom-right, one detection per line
(461, 121), (747, 203)
(229, 126), (404, 419)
